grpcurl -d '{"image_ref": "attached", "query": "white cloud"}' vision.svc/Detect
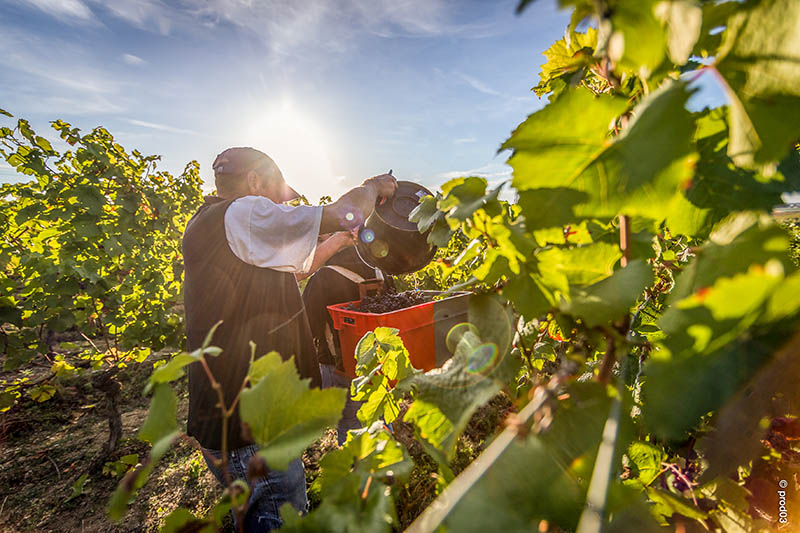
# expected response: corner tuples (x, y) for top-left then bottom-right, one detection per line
(92, 0), (172, 35)
(348, 1), (494, 38)
(177, 0), (499, 61)
(20, 0), (501, 61)
(0, 26), (127, 114)
(22, 0), (502, 67)
(122, 53), (147, 66)
(32, 94), (124, 114)
(185, 1), (334, 57)
(437, 162), (511, 183)
(128, 119), (202, 136)
(19, 0), (95, 23)
(458, 73), (502, 97)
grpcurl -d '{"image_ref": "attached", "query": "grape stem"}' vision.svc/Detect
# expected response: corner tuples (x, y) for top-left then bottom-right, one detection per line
(198, 355), (249, 533)
(659, 462), (699, 507)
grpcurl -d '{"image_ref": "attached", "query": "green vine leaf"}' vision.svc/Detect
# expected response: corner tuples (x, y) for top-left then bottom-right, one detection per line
(668, 214), (793, 305)
(655, 0), (702, 66)
(409, 193), (453, 247)
(698, 332), (800, 483)
(351, 327), (419, 426)
(504, 88), (628, 195)
(715, 0), (800, 172)
(645, 214), (800, 441)
(313, 423), (412, 498)
(279, 425), (410, 532)
(501, 267), (556, 320)
(668, 109), (800, 238)
(146, 349), (214, 392)
(108, 431), (179, 521)
(561, 259), (653, 328)
(438, 177), (503, 222)
(29, 383), (57, 402)
(160, 508), (212, 533)
(646, 487), (708, 525)
(517, 187), (590, 231)
(65, 473), (90, 503)
(444, 383), (618, 532)
(506, 82), (697, 224)
(702, 477), (757, 533)
(137, 383), (178, 445)
(534, 27), (597, 97)
(405, 296), (520, 460)
(606, 0), (667, 76)
(626, 441), (667, 487)
(537, 241), (623, 287)
(239, 352), (346, 471)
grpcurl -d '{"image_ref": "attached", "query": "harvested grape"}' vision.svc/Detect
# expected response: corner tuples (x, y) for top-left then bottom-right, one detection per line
(347, 290), (430, 313)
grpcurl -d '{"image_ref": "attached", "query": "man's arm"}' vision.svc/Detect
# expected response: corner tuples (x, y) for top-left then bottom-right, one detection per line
(295, 232), (354, 281)
(319, 174), (397, 234)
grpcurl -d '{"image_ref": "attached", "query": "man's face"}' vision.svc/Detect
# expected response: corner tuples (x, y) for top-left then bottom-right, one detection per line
(247, 166), (299, 204)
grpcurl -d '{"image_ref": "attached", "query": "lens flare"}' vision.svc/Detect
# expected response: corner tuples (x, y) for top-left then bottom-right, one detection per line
(440, 318), (506, 388)
(446, 322), (479, 353)
(370, 239), (389, 258)
(466, 294), (513, 358)
(360, 228), (375, 243)
(345, 212), (355, 222)
(465, 343), (498, 374)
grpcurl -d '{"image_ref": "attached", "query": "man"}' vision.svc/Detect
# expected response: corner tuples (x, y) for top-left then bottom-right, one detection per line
(182, 147), (396, 531)
(302, 246), (395, 445)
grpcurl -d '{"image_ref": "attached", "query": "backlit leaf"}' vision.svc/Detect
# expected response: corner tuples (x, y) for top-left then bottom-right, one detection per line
(537, 241), (622, 286)
(506, 83), (696, 223)
(561, 259), (653, 328)
(716, 0), (800, 171)
(239, 352), (346, 470)
(138, 384), (178, 445)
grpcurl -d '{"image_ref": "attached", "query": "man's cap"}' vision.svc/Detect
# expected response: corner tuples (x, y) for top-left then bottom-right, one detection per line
(212, 147), (300, 202)
(212, 147), (268, 176)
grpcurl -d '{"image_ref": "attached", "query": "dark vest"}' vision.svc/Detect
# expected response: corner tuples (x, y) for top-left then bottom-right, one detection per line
(183, 196), (321, 450)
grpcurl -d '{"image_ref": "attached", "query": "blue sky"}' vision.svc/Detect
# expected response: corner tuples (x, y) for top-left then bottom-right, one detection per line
(0, 0), (727, 200)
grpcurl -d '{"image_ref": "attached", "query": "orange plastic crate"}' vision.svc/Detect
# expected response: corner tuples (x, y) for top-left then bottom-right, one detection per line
(327, 291), (470, 377)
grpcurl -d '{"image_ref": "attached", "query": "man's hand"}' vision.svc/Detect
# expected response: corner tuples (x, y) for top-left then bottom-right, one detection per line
(330, 230), (357, 251)
(363, 173), (397, 199)
(320, 173), (397, 234)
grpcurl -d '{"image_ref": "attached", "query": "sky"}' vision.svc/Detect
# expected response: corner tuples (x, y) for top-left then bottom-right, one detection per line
(0, 0), (728, 201)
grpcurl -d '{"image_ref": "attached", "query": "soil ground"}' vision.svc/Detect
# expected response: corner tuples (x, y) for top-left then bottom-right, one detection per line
(0, 347), (510, 532)
(0, 349), (231, 532)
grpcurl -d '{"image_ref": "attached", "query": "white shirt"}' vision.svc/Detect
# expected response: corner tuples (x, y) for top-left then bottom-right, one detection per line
(224, 196), (323, 273)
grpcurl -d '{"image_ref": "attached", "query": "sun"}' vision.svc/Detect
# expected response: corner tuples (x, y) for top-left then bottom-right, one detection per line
(239, 99), (347, 202)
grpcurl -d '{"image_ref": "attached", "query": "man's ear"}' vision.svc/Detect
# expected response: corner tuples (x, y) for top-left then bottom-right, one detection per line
(246, 170), (261, 195)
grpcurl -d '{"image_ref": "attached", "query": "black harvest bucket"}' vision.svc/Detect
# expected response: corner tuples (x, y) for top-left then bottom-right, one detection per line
(356, 180), (437, 274)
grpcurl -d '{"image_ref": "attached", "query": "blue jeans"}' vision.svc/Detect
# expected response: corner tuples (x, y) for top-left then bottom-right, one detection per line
(319, 363), (362, 445)
(202, 445), (308, 531)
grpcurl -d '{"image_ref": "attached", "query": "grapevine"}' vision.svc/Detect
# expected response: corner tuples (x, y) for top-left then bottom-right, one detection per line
(2, 0), (800, 531)
(0, 114), (203, 456)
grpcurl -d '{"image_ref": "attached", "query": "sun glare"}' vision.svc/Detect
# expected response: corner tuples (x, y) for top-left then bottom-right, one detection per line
(240, 100), (347, 202)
